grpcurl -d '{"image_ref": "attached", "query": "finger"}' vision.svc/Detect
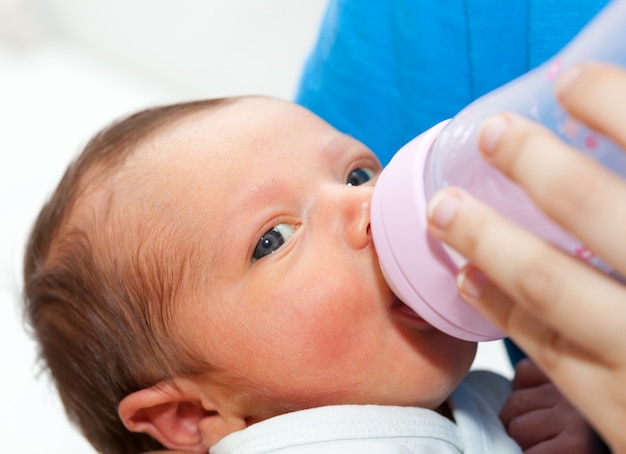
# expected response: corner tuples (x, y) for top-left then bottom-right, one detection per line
(500, 383), (560, 427)
(511, 358), (550, 390)
(456, 262), (620, 452)
(455, 265), (562, 361)
(463, 268), (593, 381)
(516, 401), (606, 454)
(524, 431), (605, 454)
(428, 188), (626, 363)
(478, 112), (626, 274)
(556, 63), (626, 149)
(503, 407), (562, 450)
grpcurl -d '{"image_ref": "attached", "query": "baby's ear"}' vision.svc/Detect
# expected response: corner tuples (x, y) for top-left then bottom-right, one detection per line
(118, 381), (246, 452)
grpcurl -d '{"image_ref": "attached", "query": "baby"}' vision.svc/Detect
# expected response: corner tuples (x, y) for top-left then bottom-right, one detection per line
(23, 96), (601, 453)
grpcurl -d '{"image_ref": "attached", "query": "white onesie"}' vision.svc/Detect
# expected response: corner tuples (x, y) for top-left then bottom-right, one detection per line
(210, 370), (520, 454)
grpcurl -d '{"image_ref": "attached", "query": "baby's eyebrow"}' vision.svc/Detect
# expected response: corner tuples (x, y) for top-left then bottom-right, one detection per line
(212, 177), (287, 267)
(237, 177), (286, 212)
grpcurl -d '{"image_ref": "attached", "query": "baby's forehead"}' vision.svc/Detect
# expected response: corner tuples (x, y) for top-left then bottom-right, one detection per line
(130, 97), (340, 171)
(130, 98), (275, 159)
(114, 97), (358, 227)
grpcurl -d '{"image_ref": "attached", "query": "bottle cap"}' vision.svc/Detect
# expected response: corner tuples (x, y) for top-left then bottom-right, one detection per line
(371, 121), (505, 341)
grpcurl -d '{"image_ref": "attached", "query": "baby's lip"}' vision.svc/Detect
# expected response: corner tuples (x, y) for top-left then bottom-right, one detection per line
(392, 298), (417, 315)
(390, 298), (432, 329)
(391, 298), (419, 317)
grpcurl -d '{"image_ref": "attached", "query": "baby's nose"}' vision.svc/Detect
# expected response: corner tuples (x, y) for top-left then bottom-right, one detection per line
(342, 187), (372, 250)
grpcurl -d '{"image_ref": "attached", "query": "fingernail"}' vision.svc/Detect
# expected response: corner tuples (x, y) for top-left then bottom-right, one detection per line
(479, 114), (509, 156)
(456, 267), (487, 304)
(555, 64), (583, 99)
(427, 190), (461, 229)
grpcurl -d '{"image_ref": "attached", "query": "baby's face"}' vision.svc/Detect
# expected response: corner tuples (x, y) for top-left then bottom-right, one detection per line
(129, 97), (476, 422)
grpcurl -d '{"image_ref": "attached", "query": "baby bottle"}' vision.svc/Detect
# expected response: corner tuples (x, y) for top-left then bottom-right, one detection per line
(370, 0), (626, 341)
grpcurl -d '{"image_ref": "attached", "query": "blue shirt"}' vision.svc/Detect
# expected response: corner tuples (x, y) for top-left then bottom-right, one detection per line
(296, 0), (609, 165)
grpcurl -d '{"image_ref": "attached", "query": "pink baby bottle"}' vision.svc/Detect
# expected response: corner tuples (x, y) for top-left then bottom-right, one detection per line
(371, 0), (626, 341)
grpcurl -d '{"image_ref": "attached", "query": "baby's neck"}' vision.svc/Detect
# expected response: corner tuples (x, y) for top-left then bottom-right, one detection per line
(435, 400), (455, 422)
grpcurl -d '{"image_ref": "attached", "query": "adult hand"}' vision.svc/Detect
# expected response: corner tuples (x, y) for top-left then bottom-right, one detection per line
(426, 62), (626, 453)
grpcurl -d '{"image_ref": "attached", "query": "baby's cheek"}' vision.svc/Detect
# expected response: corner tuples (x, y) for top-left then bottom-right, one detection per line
(277, 296), (375, 375)
(284, 308), (361, 364)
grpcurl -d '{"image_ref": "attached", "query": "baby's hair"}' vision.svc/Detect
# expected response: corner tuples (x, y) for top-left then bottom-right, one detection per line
(23, 97), (238, 453)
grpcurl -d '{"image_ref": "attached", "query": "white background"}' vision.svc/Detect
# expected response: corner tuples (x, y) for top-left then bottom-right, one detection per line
(0, 1), (511, 452)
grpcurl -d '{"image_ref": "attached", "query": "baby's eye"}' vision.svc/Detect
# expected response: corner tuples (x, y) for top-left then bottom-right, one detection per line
(252, 223), (295, 262)
(346, 167), (375, 186)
